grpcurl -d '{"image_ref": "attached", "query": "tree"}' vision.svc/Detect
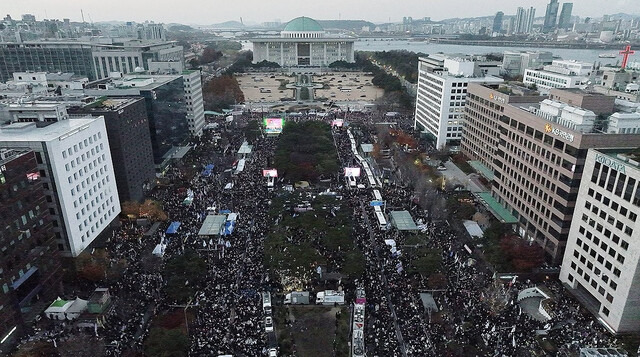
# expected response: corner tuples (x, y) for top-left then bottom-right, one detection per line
(202, 75), (245, 111)
(139, 200), (168, 221)
(121, 201), (141, 218)
(144, 328), (189, 357)
(244, 120), (261, 142)
(164, 250), (207, 303)
(199, 46), (223, 65)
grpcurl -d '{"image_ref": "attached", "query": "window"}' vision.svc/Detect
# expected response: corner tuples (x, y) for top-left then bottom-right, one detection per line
(613, 268), (621, 277)
(602, 307), (609, 316)
(610, 281), (617, 290)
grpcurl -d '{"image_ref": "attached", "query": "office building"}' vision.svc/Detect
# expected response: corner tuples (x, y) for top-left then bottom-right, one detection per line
(91, 40), (183, 79)
(0, 39), (184, 82)
(558, 3), (574, 30)
(83, 75), (191, 164)
(414, 56), (503, 150)
(251, 17), (355, 67)
(461, 84), (640, 263)
(0, 113), (121, 257)
(559, 148), (640, 333)
(0, 149), (62, 351)
(0, 42), (95, 82)
(515, 7), (536, 34)
(502, 51), (554, 77)
(493, 12), (504, 34)
(68, 97), (155, 202)
(523, 60), (594, 94)
(178, 70), (205, 137)
(543, 0), (560, 33)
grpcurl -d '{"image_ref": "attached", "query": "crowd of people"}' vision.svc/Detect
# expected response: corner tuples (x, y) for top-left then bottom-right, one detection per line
(14, 108), (628, 357)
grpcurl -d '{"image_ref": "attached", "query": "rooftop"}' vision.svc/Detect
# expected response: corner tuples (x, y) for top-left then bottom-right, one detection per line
(389, 210), (418, 231)
(0, 117), (98, 142)
(283, 17), (323, 32)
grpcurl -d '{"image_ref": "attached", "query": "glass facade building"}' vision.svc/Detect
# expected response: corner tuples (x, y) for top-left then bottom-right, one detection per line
(0, 150), (62, 351)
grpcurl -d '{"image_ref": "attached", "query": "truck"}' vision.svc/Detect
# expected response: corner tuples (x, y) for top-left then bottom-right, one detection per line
(284, 291), (310, 305)
(262, 291), (272, 315)
(315, 290), (345, 305)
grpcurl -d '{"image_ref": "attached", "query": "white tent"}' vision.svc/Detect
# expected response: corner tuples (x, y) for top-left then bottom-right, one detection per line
(463, 220), (484, 238)
(45, 297), (88, 320)
(152, 243), (166, 257)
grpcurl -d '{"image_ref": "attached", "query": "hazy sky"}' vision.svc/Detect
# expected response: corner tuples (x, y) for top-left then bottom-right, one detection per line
(3, 0), (639, 25)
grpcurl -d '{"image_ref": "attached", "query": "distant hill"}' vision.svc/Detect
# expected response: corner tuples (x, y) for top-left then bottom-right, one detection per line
(210, 21), (245, 29)
(317, 20), (376, 31)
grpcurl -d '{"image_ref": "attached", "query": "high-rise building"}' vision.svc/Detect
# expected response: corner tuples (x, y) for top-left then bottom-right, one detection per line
(0, 149), (62, 352)
(558, 3), (574, 30)
(493, 12), (504, 34)
(0, 113), (121, 257)
(414, 55), (503, 150)
(559, 148), (640, 334)
(515, 7), (536, 34)
(502, 51), (554, 77)
(523, 59), (594, 94)
(461, 84), (640, 263)
(0, 40), (184, 82)
(68, 97), (155, 202)
(544, 0), (560, 33)
(83, 75), (191, 165)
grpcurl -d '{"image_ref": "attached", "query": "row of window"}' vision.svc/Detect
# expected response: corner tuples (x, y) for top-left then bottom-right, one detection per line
(590, 161), (640, 208)
(586, 188), (635, 238)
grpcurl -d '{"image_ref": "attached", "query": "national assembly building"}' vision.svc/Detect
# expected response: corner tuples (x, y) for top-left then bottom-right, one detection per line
(251, 17), (355, 67)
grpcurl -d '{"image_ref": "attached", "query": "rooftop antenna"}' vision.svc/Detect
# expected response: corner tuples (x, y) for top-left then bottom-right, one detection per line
(240, 17), (243, 25)
(81, 9), (85, 24)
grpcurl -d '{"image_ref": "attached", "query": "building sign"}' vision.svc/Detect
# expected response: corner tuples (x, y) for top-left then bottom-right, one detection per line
(595, 154), (626, 174)
(544, 123), (574, 142)
(489, 92), (506, 104)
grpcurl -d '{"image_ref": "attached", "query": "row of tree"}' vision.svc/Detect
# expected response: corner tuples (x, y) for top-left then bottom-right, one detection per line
(202, 75), (245, 111)
(273, 121), (339, 182)
(370, 50), (423, 84)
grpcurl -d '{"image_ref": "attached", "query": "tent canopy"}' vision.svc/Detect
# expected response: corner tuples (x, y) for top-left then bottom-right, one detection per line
(166, 221), (181, 234)
(198, 215), (227, 237)
(360, 144), (374, 153)
(463, 220), (484, 238)
(419, 293), (439, 312)
(390, 211), (418, 231)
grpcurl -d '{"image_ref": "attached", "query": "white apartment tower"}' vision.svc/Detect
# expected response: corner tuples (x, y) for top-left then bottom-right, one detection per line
(182, 70), (205, 136)
(0, 115), (121, 257)
(560, 148), (640, 333)
(414, 56), (503, 150)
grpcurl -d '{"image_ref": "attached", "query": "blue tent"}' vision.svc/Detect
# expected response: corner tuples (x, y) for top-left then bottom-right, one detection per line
(202, 164), (215, 177)
(166, 221), (181, 234)
(221, 221), (235, 236)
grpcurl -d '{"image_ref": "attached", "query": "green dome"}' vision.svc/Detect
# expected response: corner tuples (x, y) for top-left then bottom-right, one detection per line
(283, 17), (323, 32)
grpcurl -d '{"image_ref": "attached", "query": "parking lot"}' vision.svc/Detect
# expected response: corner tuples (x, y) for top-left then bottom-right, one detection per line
(314, 72), (383, 102)
(237, 73), (294, 102)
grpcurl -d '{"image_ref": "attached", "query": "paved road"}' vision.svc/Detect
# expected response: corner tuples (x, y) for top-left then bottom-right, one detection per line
(359, 201), (407, 357)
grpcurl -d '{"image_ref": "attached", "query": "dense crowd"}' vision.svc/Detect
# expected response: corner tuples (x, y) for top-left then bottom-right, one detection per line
(14, 109), (627, 357)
